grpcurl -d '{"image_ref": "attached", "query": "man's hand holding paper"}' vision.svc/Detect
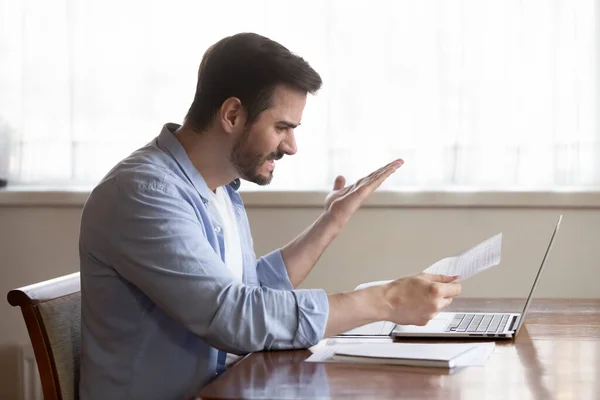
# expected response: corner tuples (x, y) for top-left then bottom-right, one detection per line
(340, 233), (503, 336)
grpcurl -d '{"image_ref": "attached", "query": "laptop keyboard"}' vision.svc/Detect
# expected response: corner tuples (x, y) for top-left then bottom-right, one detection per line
(445, 313), (511, 333)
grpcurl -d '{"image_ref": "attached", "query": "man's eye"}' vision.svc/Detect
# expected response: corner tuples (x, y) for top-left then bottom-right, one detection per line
(276, 126), (286, 133)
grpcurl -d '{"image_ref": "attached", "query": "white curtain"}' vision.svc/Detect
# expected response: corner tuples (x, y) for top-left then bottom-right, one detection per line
(0, 0), (596, 190)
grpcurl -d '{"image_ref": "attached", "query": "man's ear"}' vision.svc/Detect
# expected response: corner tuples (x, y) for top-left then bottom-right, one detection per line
(219, 97), (246, 134)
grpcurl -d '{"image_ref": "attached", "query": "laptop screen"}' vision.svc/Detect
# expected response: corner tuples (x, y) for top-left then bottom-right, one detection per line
(514, 215), (562, 335)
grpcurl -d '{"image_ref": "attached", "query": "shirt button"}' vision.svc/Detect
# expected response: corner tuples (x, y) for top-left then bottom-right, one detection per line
(214, 226), (221, 233)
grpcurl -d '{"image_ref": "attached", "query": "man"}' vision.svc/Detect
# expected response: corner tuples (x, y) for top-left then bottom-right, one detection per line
(79, 32), (461, 399)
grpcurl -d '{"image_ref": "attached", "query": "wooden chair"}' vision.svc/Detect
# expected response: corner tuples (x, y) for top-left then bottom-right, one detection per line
(7, 272), (81, 400)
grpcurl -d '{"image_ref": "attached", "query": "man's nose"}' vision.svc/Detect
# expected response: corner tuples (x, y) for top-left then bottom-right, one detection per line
(280, 130), (297, 155)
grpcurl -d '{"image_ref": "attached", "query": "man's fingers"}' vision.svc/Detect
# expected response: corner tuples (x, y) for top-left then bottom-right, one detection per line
(334, 159), (404, 204)
(438, 282), (462, 298)
(439, 297), (454, 310)
(365, 159), (404, 181)
(374, 159), (404, 178)
(333, 175), (346, 190)
(388, 158), (404, 168)
(359, 169), (396, 194)
(353, 159), (404, 192)
(424, 273), (462, 298)
(362, 159), (404, 188)
(423, 273), (460, 283)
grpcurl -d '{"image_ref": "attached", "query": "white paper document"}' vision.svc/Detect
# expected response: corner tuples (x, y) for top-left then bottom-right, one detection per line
(423, 233), (502, 281)
(305, 341), (495, 368)
(354, 280), (393, 290)
(353, 232), (503, 290)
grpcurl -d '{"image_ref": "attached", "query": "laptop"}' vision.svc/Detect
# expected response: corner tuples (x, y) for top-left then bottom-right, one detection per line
(389, 215), (562, 340)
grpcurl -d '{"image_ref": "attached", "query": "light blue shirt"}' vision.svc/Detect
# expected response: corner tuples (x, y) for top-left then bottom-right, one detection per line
(79, 123), (329, 400)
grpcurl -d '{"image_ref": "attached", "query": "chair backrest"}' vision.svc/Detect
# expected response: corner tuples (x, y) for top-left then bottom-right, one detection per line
(7, 272), (81, 400)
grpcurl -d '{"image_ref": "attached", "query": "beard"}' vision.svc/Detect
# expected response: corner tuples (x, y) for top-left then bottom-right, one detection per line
(230, 127), (283, 186)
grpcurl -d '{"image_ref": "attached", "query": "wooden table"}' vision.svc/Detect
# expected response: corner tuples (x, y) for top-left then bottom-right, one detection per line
(198, 298), (600, 400)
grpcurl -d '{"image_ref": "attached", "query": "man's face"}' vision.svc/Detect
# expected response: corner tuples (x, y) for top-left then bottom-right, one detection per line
(231, 85), (307, 185)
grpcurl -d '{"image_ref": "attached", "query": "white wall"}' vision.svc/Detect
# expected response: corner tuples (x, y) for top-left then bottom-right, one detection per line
(0, 198), (599, 398)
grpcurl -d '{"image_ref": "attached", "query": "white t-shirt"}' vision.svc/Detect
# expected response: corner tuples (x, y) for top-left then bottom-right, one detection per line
(211, 187), (243, 281)
(211, 186), (245, 367)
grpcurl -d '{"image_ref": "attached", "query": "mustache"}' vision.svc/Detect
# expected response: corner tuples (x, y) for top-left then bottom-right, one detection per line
(266, 152), (284, 161)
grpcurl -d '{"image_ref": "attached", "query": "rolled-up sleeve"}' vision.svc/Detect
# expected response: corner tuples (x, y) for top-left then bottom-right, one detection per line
(109, 179), (328, 354)
(256, 249), (294, 290)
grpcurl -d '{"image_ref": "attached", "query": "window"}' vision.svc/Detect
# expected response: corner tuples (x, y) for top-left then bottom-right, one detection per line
(0, 0), (596, 190)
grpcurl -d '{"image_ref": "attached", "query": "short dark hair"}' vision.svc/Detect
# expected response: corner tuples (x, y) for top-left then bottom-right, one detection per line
(184, 33), (322, 132)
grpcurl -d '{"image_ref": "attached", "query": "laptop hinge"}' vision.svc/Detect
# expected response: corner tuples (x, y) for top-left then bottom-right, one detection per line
(508, 315), (519, 331)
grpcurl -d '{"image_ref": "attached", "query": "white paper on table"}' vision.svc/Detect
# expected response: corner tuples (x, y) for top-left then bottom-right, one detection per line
(422, 233), (502, 281)
(337, 320), (396, 336)
(305, 341), (495, 367)
(309, 337), (394, 354)
(306, 345), (339, 362)
(451, 342), (496, 367)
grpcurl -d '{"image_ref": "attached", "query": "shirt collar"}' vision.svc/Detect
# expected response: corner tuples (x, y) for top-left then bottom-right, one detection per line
(156, 123), (240, 203)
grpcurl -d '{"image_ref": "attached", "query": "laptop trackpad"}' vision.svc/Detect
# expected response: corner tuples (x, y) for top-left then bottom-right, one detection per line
(394, 313), (454, 333)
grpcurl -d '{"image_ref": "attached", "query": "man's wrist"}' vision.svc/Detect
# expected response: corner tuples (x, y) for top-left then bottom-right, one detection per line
(319, 209), (344, 238)
(347, 285), (390, 322)
(363, 284), (392, 321)
(325, 284), (392, 337)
